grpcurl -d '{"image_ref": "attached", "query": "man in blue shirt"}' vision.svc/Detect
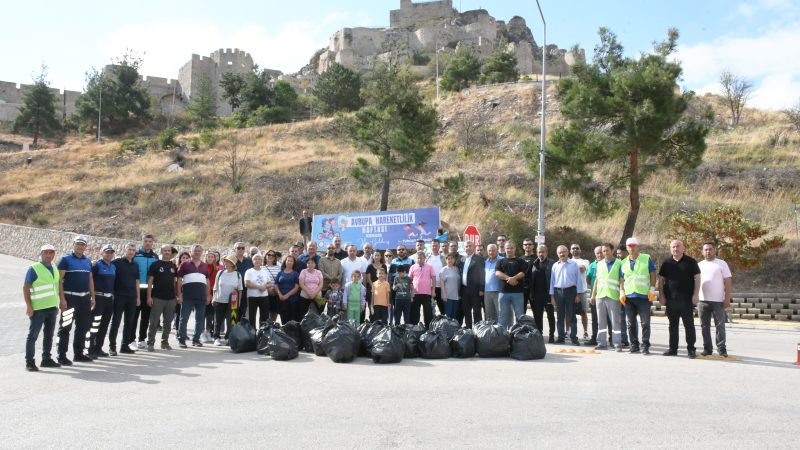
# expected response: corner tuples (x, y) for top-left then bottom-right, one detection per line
(132, 234), (159, 349)
(483, 244), (503, 322)
(110, 243), (141, 355)
(56, 235), (95, 364)
(88, 244), (116, 358)
(619, 237), (657, 355)
(23, 244), (63, 371)
(549, 245), (585, 345)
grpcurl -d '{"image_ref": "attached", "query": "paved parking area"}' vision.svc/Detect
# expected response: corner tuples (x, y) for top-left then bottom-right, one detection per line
(2, 254), (798, 449)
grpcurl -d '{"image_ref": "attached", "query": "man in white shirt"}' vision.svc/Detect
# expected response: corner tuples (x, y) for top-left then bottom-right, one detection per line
(426, 240), (445, 315)
(697, 242), (732, 357)
(341, 245), (367, 287)
(359, 242), (374, 266)
(570, 244), (591, 341)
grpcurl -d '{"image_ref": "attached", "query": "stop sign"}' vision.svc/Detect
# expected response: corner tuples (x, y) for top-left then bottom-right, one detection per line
(464, 225), (481, 246)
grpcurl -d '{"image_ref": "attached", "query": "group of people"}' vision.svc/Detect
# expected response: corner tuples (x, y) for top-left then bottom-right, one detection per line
(22, 231), (732, 372)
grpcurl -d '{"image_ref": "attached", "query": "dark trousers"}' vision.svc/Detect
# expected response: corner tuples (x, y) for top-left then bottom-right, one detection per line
(249, 296), (270, 327)
(394, 298), (411, 325)
(58, 294), (91, 357)
(214, 302), (232, 339)
(590, 302), (598, 341)
(554, 287), (578, 340)
(278, 300), (291, 324)
(620, 302), (629, 345)
(531, 294), (555, 337)
(131, 288), (151, 343)
(461, 289), (483, 329)
(205, 303), (215, 332)
(698, 301), (727, 352)
(411, 294), (433, 327)
(434, 287), (445, 315)
(89, 295), (114, 354)
(26, 307), (58, 362)
(239, 290), (249, 321)
(173, 303), (181, 330)
(625, 298), (651, 348)
(109, 294), (137, 350)
(666, 301), (696, 352)
(373, 305), (389, 322)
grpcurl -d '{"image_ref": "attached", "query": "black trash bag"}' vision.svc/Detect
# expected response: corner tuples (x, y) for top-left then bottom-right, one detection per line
(510, 315), (537, 334)
(399, 323), (426, 358)
(229, 318), (257, 353)
(357, 320), (387, 357)
(310, 325), (330, 356)
(510, 324), (547, 360)
(449, 328), (477, 358)
(281, 321), (303, 352)
(418, 330), (450, 359)
(300, 310), (329, 352)
(370, 326), (405, 364)
(474, 320), (510, 357)
(321, 320), (360, 363)
(268, 328), (300, 361)
(256, 321), (281, 355)
(429, 315), (460, 340)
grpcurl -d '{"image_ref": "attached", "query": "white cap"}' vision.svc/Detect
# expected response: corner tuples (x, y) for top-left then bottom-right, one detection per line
(40, 244), (56, 252)
(73, 235), (88, 244)
(101, 244), (115, 253)
(625, 237), (639, 246)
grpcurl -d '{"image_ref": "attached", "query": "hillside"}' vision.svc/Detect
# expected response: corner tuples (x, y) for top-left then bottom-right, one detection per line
(0, 82), (798, 291)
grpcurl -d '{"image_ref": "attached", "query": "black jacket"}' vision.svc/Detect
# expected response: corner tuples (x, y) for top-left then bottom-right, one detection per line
(459, 253), (485, 294)
(529, 257), (554, 298)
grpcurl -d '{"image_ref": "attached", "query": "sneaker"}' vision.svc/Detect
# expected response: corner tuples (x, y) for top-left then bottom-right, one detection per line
(548, 336), (554, 344)
(147, 344), (155, 352)
(26, 361), (38, 372)
(662, 350), (678, 356)
(95, 350), (110, 358)
(630, 346), (640, 354)
(621, 343), (630, 349)
(214, 338), (223, 346)
(615, 346), (623, 352)
(74, 354), (93, 363)
(58, 356), (73, 366)
(594, 345), (608, 351)
(128, 342), (138, 351)
(109, 349), (118, 356)
(587, 339), (598, 346)
(701, 349), (713, 357)
(87, 352), (98, 360)
(554, 338), (565, 344)
(120, 347), (136, 354)
(719, 350), (728, 358)
(178, 341), (188, 348)
(221, 339), (229, 346)
(161, 341), (173, 350)
(688, 350), (697, 359)
(201, 332), (212, 343)
(136, 340), (146, 350)
(642, 347), (650, 355)
(192, 341), (203, 347)
(571, 338), (581, 346)
(40, 358), (61, 368)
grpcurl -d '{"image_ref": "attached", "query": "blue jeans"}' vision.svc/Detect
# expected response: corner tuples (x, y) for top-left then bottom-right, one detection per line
(554, 287), (578, 340)
(498, 292), (525, 329)
(179, 297), (207, 343)
(26, 307), (58, 362)
(444, 299), (461, 319)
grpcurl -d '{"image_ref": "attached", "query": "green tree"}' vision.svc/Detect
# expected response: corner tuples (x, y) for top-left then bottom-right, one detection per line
(12, 66), (61, 146)
(440, 46), (481, 92)
(669, 206), (786, 274)
(479, 46), (518, 84)
(73, 52), (150, 133)
(246, 80), (297, 126)
(186, 74), (217, 129)
(525, 28), (711, 245)
(342, 63), (439, 211)
(312, 62), (363, 115)
(239, 70), (274, 116)
(220, 72), (245, 112)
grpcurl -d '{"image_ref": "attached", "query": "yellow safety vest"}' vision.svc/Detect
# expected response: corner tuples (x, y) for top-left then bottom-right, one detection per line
(621, 254), (652, 297)
(596, 258), (622, 300)
(30, 262), (60, 310)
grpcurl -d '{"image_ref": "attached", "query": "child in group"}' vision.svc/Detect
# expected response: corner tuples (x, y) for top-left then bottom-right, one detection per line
(439, 252), (461, 319)
(343, 271), (367, 326)
(392, 265), (412, 325)
(325, 278), (344, 320)
(371, 268), (391, 322)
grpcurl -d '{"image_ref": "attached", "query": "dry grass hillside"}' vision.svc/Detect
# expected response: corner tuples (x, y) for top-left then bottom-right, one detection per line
(0, 82), (798, 291)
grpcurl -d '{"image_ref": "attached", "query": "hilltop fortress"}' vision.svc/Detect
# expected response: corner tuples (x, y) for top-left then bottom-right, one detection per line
(0, 0), (580, 123)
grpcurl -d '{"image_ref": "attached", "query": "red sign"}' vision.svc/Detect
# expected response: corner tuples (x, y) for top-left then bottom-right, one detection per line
(464, 225), (481, 246)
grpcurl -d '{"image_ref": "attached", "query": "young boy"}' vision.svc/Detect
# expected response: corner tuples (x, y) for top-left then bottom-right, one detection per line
(392, 265), (412, 325)
(343, 271), (366, 326)
(371, 268), (391, 322)
(325, 278), (343, 320)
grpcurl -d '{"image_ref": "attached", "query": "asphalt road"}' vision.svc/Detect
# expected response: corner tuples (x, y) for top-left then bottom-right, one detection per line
(1, 253), (798, 449)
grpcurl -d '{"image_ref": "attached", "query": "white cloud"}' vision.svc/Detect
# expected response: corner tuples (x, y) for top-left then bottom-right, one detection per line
(675, 23), (800, 109)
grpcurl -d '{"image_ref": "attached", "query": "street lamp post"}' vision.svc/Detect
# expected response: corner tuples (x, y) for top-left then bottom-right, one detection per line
(435, 44), (441, 101)
(535, 0), (547, 241)
(97, 77), (102, 144)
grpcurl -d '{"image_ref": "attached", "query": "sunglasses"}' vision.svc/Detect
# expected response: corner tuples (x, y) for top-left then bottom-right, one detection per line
(237, 247), (245, 250)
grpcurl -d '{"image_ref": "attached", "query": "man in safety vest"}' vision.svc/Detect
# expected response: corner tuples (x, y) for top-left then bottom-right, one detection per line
(590, 243), (623, 351)
(619, 237), (657, 355)
(23, 244), (65, 371)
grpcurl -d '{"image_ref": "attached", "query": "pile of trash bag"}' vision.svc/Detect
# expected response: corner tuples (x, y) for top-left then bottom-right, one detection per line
(370, 326), (405, 364)
(429, 315), (460, 340)
(267, 328), (300, 361)
(449, 328), (477, 358)
(256, 321), (281, 355)
(418, 330), (450, 359)
(509, 322), (546, 360)
(473, 320), (510, 357)
(357, 320), (387, 357)
(280, 321), (303, 353)
(397, 323), (426, 358)
(229, 318), (257, 353)
(321, 319), (360, 363)
(300, 311), (330, 352)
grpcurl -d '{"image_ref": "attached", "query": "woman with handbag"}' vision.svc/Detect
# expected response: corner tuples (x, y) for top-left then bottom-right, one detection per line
(212, 256), (242, 346)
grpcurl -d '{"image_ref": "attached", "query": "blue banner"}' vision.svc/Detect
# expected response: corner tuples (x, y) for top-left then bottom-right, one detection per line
(313, 207), (440, 250)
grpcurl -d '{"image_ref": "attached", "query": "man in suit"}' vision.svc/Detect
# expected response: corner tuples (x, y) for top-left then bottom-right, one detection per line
(459, 241), (485, 328)
(530, 244), (556, 342)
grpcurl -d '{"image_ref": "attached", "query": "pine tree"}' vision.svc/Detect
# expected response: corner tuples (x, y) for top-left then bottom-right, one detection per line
(312, 63), (363, 115)
(12, 66), (61, 146)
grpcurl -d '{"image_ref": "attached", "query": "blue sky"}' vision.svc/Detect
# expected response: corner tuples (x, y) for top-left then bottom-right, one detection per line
(3, 0), (799, 109)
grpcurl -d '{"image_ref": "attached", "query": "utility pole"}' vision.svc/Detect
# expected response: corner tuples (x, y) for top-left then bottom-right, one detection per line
(435, 41), (440, 101)
(535, 0), (547, 241)
(97, 78), (102, 144)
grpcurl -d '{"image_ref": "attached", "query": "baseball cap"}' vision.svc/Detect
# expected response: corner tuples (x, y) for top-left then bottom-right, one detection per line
(625, 237), (639, 247)
(73, 235), (88, 244)
(40, 244), (56, 252)
(294, 241), (304, 248)
(101, 244), (115, 253)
